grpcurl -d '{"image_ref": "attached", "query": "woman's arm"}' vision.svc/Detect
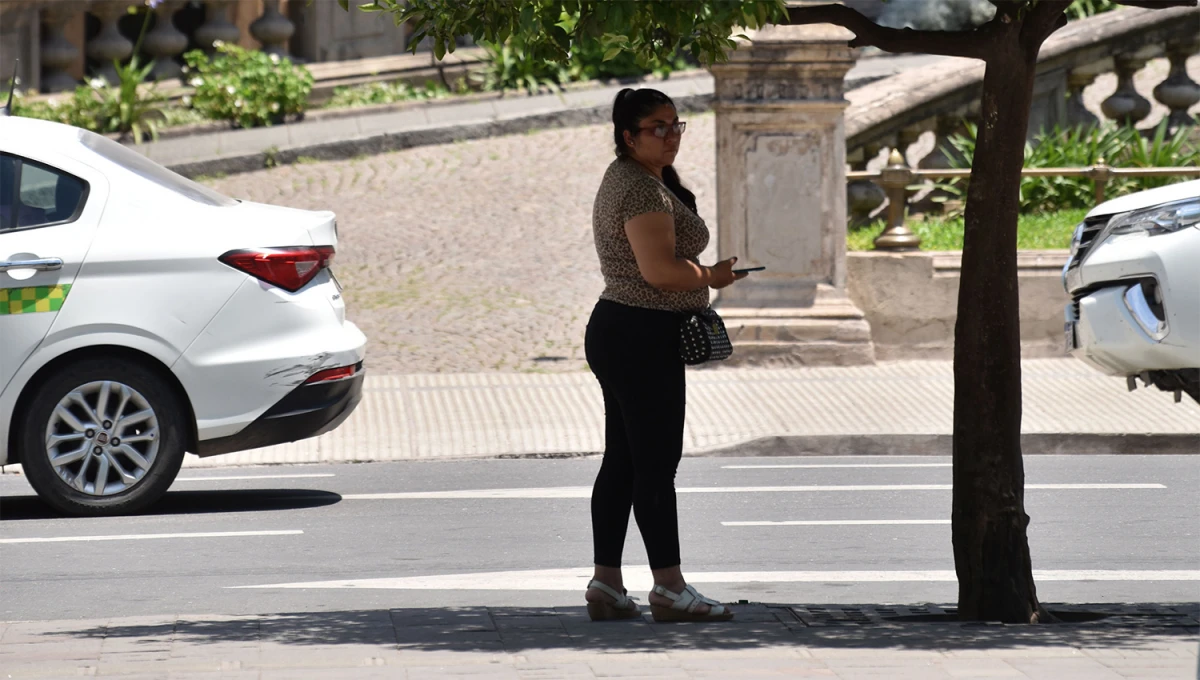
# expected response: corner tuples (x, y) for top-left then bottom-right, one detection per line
(625, 212), (744, 292)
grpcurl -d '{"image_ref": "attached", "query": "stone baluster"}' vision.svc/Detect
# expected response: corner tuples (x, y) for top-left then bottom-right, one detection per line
(194, 0), (240, 52)
(250, 0), (295, 58)
(143, 0), (187, 82)
(1101, 54), (1152, 126)
(41, 1), (84, 92)
(897, 125), (925, 167)
(919, 115), (966, 170)
(1153, 39), (1200, 130)
(847, 141), (886, 227)
(1065, 67), (1103, 128)
(86, 0), (134, 85)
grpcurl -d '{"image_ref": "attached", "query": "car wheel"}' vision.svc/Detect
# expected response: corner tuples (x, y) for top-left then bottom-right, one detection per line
(19, 357), (187, 517)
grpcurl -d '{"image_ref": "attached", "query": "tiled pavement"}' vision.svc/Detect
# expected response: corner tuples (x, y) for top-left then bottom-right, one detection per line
(2, 603), (1196, 678)
(177, 359), (1200, 468)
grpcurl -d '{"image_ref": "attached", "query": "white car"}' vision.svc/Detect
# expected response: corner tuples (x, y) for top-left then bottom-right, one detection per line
(1, 115), (366, 516)
(1063, 179), (1200, 403)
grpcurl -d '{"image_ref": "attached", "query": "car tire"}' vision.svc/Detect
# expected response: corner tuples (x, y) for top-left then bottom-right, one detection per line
(19, 357), (187, 517)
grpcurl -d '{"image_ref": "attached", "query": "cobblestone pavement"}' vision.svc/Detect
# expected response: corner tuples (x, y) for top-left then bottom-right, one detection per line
(207, 114), (721, 374)
(202, 57), (1199, 375)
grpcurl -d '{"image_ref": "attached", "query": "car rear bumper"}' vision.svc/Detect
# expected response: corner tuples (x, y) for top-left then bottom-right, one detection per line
(195, 365), (364, 457)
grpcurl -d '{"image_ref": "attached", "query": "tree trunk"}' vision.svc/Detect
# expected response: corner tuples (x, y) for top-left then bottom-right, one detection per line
(952, 28), (1047, 624)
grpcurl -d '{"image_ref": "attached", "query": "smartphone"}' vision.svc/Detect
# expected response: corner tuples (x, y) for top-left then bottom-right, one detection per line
(732, 266), (766, 274)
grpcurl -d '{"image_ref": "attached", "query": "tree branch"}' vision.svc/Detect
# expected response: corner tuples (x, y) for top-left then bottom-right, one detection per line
(1022, 0), (1073, 48)
(785, 4), (992, 60)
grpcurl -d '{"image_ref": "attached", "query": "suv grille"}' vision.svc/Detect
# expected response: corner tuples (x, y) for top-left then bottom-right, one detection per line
(1067, 214), (1110, 272)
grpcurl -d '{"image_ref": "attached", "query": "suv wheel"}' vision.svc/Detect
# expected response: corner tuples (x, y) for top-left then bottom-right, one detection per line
(19, 357), (187, 516)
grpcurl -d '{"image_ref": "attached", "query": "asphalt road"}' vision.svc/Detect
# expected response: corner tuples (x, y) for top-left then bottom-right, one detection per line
(1, 455), (1196, 622)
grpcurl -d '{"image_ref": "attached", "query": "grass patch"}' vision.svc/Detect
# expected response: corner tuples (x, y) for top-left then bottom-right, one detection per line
(847, 208), (1089, 251)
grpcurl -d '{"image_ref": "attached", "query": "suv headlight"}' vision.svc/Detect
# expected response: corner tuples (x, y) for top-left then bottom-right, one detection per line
(1105, 197), (1200, 238)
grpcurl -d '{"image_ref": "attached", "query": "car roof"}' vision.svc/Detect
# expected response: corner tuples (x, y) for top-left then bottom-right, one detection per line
(0, 115), (99, 160)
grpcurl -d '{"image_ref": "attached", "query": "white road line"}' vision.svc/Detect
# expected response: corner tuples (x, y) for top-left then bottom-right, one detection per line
(175, 474), (336, 482)
(341, 483), (1164, 500)
(715, 525), (950, 530)
(230, 567), (1200, 591)
(0, 530), (304, 544)
(722, 464), (952, 469)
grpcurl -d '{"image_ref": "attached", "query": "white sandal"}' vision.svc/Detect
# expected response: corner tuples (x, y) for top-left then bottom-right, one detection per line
(649, 584), (734, 622)
(586, 580), (641, 621)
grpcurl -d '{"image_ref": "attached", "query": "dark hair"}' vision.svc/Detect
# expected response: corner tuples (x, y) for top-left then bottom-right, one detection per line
(612, 88), (698, 215)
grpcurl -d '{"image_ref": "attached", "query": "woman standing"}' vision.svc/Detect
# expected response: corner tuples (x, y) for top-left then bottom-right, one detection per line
(583, 88), (746, 623)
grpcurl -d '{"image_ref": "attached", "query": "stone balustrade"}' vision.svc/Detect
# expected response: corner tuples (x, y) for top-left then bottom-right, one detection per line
(843, 6), (1200, 242)
(0, 0), (418, 93)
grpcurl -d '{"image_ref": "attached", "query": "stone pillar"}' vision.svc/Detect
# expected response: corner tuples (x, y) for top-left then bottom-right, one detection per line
(143, 0), (188, 82)
(86, 0), (133, 85)
(1153, 39), (1200, 130)
(0, 2), (40, 94)
(194, 0), (241, 52)
(251, 0), (295, 58)
(1101, 54), (1152, 126)
(709, 25), (874, 366)
(41, 2), (84, 92)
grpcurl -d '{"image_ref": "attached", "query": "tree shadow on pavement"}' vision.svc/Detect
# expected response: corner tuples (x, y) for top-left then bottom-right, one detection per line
(0, 489), (341, 520)
(42, 603), (1199, 654)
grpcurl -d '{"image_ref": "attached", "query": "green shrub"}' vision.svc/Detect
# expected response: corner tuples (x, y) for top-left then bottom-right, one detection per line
(324, 80), (453, 109)
(183, 42), (312, 128)
(935, 121), (1199, 214)
(1067, 0), (1119, 20)
(12, 75), (165, 144)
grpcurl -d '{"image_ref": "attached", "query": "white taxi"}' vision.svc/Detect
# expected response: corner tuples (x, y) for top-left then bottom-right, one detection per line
(1, 115), (366, 516)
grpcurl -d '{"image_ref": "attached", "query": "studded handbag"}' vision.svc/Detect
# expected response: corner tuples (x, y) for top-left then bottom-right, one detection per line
(679, 307), (733, 365)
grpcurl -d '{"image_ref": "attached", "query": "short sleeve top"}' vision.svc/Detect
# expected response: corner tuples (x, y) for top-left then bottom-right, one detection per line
(591, 156), (710, 312)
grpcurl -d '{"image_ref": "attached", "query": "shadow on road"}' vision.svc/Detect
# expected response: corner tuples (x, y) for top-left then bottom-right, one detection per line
(0, 489), (342, 520)
(40, 603), (1199, 654)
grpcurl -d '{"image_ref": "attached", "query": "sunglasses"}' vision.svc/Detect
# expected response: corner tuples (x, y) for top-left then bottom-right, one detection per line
(638, 121), (687, 138)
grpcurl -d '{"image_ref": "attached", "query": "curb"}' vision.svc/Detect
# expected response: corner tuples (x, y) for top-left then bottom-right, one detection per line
(166, 93), (714, 179)
(698, 433), (1199, 457)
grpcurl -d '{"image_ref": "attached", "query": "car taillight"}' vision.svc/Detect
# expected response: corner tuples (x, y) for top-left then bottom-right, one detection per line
(219, 246), (335, 292)
(304, 364), (358, 384)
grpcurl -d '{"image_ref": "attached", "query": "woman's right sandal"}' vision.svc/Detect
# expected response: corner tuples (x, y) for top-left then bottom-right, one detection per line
(649, 584), (734, 622)
(586, 580), (642, 621)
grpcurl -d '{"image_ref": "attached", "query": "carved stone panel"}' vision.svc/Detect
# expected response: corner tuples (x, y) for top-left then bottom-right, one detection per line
(743, 132), (831, 281)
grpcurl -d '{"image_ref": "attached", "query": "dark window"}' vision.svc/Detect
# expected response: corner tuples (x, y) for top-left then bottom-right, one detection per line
(0, 153), (88, 232)
(0, 154), (14, 231)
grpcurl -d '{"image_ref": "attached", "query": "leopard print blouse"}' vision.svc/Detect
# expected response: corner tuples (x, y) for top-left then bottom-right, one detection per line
(592, 156), (710, 312)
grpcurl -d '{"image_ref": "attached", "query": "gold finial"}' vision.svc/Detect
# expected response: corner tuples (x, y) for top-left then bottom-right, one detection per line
(888, 148), (905, 166)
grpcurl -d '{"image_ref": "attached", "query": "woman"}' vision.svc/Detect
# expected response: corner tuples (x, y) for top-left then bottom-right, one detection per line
(583, 88), (746, 623)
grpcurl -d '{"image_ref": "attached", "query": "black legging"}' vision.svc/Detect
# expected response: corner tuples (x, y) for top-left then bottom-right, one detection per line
(585, 298), (685, 570)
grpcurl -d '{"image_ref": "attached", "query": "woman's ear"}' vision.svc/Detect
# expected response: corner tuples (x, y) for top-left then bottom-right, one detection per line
(622, 130), (635, 150)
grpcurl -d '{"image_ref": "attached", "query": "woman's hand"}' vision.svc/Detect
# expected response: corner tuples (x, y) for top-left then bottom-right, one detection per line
(709, 257), (749, 290)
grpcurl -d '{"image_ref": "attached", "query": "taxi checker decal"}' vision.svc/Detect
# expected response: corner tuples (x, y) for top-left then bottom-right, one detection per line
(0, 285), (72, 315)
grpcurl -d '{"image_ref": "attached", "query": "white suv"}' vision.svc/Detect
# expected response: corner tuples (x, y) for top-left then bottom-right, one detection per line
(1, 116), (367, 516)
(1063, 179), (1200, 403)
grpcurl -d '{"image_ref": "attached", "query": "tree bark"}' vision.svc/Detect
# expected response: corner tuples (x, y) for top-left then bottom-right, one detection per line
(951, 18), (1044, 624)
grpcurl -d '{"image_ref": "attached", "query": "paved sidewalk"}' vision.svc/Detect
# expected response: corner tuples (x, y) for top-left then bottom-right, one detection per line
(166, 359), (1200, 469)
(2, 603), (1195, 679)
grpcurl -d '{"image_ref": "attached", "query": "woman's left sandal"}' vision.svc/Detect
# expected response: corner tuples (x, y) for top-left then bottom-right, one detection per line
(586, 580), (642, 621)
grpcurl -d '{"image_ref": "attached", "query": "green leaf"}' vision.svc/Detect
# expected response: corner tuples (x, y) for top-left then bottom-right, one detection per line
(337, 0), (349, 10)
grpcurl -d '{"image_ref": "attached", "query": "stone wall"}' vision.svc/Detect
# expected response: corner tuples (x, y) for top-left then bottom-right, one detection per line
(847, 251), (1072, 360)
